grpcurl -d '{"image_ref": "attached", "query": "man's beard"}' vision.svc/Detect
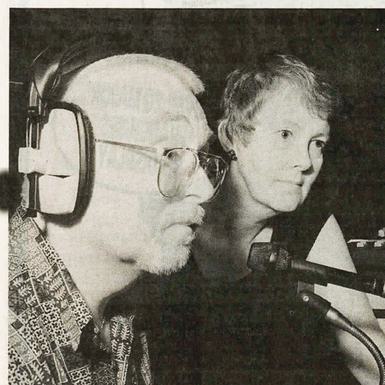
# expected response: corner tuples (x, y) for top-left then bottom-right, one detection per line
(134, 204), (204, 275)
(137, 235), (193, 275)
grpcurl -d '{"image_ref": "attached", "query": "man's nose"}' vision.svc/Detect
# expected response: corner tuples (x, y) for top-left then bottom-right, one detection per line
(292, 144), (312, 171)
(185, 166), (215, 203)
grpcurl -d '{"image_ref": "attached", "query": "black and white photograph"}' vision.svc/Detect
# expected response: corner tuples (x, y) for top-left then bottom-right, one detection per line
(4, 3), (385, 385)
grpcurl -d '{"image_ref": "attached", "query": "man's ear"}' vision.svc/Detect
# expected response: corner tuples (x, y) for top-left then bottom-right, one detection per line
(218, 121), (233, 152)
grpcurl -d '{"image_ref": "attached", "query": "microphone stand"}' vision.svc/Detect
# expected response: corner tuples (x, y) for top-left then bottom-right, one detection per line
(298, 290), (385, 385)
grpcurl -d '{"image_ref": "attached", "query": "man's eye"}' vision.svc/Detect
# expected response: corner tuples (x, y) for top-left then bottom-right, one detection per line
(166, 150), (179, 160)
(309, 139), (327, 157)
(314, 140), (326, 150)
(280, 130), (292, 139)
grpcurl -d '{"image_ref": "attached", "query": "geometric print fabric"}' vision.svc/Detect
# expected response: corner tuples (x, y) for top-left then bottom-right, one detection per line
(9, 206), (153, 385)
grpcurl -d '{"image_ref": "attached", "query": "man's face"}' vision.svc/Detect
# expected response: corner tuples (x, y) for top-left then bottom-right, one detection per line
(232, 80), (330, 215)
(78, 64), (214, 275)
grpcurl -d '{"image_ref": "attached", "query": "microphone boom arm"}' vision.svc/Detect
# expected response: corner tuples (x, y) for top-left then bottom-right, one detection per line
(292, 259), (385, 297)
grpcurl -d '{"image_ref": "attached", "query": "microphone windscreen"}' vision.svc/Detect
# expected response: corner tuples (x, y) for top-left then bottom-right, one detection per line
(247, 242), (274, 272)
(247, 242), (290, 272)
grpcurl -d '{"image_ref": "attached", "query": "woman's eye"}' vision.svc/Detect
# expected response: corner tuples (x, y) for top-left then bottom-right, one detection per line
(280, 130), (292, 139)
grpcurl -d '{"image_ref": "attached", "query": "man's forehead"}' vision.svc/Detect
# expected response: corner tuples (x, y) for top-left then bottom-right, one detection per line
(97, 108), (212, 148)
(152, 113), (212, 148)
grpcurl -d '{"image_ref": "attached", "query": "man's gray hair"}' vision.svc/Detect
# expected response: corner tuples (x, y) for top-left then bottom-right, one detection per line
(219, 54), (336, 143)
(68, 53), (204, 96)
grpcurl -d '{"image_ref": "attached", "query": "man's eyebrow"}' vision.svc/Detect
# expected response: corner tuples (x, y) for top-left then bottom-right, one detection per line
(312, 132), (330, 141)
(150, 111), (192, 125)
(152, 126), (213, 149)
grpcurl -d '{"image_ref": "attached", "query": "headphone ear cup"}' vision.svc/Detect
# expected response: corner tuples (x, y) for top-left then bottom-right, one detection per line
(38, 174), (79, 214)
(20, 108), (81, 214)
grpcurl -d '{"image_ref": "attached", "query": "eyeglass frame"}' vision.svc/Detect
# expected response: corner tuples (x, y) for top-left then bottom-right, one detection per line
(94, 138), (229, 199)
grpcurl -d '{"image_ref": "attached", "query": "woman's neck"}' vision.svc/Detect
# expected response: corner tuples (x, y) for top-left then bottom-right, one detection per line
(194, 170), (276, 282)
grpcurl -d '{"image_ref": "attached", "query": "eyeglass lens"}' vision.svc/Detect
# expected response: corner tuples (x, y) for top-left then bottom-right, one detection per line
(158, 149), (226, 198)
(197, 152), (225, 197)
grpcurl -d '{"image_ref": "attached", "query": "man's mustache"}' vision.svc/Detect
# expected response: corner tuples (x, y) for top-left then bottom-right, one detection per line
(161, 205), (205, 229)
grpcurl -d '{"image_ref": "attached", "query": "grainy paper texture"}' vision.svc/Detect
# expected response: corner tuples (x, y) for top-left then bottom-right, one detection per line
(4, 2), (385, 385)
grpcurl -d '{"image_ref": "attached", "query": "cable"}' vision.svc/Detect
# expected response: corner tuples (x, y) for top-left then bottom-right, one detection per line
(298, 290), (385, 385)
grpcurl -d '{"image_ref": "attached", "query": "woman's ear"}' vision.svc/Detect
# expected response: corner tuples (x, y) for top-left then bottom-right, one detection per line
(218, 121), (238, 161)
(218, 121), (233, 152)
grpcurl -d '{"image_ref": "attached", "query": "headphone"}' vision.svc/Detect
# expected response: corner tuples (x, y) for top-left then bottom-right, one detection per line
(18, 39), (126, 219)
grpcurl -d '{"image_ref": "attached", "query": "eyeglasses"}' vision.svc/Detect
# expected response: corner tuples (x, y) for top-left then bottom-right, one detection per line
(95, 138), (228, 200)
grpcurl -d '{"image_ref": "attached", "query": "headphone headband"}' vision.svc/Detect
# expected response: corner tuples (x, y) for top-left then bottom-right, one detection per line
(31, 39), (126, 104)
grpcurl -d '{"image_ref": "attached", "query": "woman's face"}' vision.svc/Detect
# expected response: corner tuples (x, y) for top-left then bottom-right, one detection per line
(232, 81), (330, 215)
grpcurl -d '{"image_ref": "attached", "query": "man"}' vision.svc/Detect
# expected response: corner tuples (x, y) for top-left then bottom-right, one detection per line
(8, 49), (228, 385)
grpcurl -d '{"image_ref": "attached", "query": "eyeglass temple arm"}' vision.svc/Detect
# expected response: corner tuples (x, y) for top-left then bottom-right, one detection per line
(94, 138), (159, 154)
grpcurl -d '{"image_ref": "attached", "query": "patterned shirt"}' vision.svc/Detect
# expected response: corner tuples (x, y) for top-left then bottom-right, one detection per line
(9, 206), (152, 385)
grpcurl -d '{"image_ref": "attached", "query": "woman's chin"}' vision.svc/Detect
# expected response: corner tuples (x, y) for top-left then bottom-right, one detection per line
(270, 198), (302, 214)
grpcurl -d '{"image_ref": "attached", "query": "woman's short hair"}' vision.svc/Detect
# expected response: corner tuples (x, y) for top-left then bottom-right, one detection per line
(219, 54), (337, 143)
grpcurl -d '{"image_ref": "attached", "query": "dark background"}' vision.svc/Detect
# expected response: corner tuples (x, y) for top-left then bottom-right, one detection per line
(9, 8), (385, 240)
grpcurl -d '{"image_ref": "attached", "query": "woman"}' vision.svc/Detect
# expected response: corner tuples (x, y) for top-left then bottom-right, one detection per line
(191, 54), (385, 385)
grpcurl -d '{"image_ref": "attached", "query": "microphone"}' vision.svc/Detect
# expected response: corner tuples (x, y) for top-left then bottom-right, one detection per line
(247, 242), (385, 298)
